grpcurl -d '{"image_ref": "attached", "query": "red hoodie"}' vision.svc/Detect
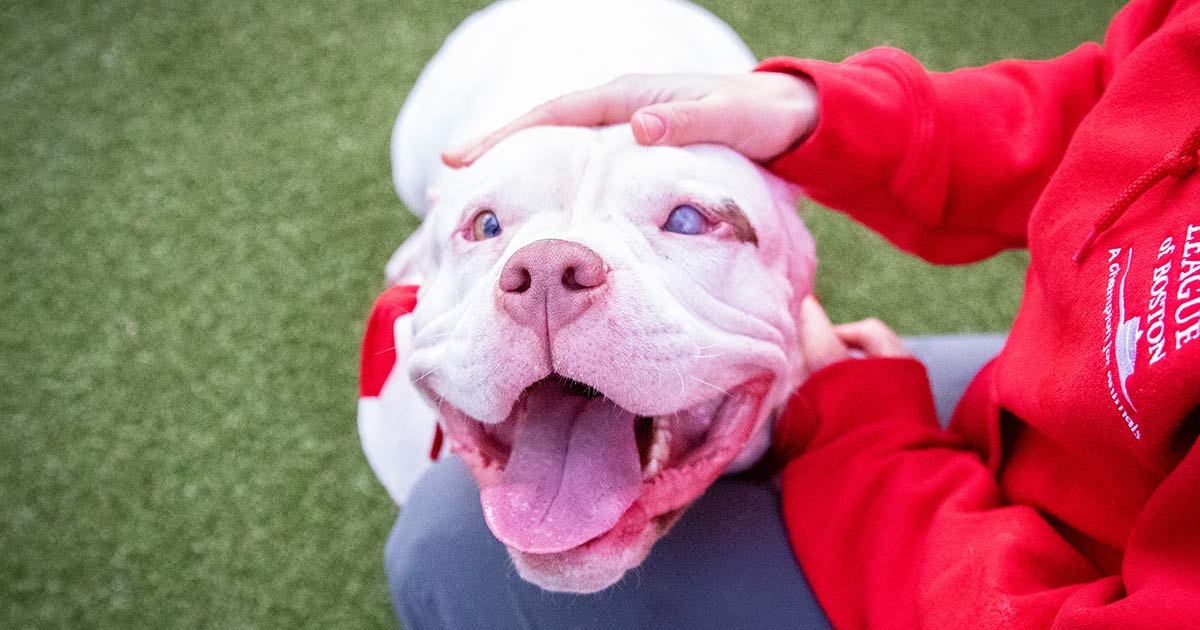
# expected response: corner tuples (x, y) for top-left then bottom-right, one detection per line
(757, 0), (1200, 627)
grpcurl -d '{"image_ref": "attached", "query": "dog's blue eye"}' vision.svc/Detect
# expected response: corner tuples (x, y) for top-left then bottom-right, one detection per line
(471, 210), (502, 240)
(662, 204), (706, 235)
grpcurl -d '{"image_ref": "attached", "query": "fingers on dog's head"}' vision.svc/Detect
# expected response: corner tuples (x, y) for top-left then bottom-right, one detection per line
(443, 80), (651, 168)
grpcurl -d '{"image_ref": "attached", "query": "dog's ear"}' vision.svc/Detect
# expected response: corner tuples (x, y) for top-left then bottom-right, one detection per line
(358, 285), (444, 505)
(385, 221), (435, 286)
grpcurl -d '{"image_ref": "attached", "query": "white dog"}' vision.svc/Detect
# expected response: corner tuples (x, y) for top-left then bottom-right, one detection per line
(358, 0), (817, 593)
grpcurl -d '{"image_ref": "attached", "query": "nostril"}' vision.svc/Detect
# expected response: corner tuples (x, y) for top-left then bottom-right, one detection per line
(500, 266), (532, 293)
(568, 259), (606, 290)
(513, 269), (532, 293)
(562, 267), (583, 291)
(561, 264), (606, 291)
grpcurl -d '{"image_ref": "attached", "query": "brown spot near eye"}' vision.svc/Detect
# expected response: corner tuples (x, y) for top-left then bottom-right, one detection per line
(712, 199), (758, 246)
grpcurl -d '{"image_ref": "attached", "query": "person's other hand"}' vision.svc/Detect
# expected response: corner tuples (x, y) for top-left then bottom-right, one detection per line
(799, 296), (910, 373)
(442, 72), (818, 167)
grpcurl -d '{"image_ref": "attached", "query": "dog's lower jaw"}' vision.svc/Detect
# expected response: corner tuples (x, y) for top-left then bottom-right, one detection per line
(440, 376), (774, 593)
(508, 508), (686, 593)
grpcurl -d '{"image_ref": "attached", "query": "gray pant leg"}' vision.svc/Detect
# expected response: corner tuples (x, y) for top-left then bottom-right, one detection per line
(906, 333), (1006, 427)
(386, 457), (830, 630)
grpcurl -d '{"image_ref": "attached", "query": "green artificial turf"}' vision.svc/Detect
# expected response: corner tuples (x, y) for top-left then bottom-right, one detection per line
(1, 0), (1124, 627)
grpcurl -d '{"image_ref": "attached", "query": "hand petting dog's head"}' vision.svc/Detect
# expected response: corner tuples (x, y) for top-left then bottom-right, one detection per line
(392, 125), (815, 592)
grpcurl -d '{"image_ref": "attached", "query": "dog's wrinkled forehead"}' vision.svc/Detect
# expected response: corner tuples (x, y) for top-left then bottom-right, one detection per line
(424, 125), (803, 268)
(432, 127), (599, 227)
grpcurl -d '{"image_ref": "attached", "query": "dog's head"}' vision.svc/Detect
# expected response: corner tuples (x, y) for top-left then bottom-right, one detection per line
(391, 125), (815, 592)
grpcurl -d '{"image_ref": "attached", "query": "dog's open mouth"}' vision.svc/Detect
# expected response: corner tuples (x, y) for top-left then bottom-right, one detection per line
(437, 372), (769, 559)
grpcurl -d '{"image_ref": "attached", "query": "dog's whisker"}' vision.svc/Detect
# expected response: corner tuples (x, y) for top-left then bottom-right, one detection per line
(414, 365), (438, 383)
(688, 375), (731, 396)
(671, 364), (686, 397)
(691, 350), (733, 359)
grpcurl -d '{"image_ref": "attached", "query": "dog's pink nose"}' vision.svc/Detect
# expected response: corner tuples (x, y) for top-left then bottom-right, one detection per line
(499, 239), (608, 332)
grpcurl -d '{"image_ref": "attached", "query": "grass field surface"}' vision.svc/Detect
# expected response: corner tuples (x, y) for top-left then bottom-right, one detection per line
(2, 0), (1123, 627)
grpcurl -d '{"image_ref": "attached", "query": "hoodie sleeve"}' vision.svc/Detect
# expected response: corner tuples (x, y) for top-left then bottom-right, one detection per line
(773, 358), (1200, 629)
(756, 0), (1181, 263)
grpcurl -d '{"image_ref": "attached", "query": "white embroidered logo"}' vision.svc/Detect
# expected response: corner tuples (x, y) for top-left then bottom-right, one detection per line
(1103, 247), (1141, 439)
(1099, 223), (1200, 441)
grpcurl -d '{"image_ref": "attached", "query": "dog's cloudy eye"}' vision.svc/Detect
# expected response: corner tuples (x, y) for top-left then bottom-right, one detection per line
(662, 204), (706, 235)
(471, 210), (502, 240)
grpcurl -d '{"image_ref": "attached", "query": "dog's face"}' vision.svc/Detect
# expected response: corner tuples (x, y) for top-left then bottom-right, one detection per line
(395, 126), (815, 592)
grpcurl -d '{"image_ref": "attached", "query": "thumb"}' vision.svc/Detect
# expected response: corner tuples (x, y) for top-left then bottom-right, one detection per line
(632, 99), (733, 148)
(798, 296), (850, 373)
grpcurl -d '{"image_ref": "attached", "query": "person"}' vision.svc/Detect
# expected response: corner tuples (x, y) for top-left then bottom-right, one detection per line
(389, 0), (1200, 626)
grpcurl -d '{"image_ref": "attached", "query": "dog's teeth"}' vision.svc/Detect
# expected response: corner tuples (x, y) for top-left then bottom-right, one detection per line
(644, 458), (661, 479)
(643, 416), (673, 480)
(652, 418), (673, 453)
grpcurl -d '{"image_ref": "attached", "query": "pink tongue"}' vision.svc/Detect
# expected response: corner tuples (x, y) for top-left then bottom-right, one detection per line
(481, 379), (641, 554)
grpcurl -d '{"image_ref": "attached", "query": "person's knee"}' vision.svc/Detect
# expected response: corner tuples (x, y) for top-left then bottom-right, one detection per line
(385, 511), (466, 629)
(383, 458), (503, 629)
(384, 515), (430, 628)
